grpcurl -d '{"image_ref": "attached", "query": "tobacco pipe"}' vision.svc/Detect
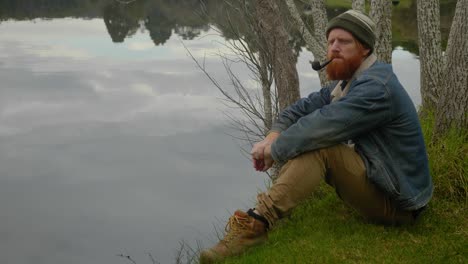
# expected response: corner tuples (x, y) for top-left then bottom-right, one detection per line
(310, 58), (334, 71)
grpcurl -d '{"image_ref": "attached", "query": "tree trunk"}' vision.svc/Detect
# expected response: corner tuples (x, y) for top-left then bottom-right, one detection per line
(417, 0), (443, 110)
(370, 0), (392, 63)
(284, 0), (328, 85)
(309, 0), (328, 48)
(308, 0), (329, 85)
(353, 0), (366, 13)
(255, 0), (300, 111)
(259, 51), (273, 132)
(434, 0), (468, 136)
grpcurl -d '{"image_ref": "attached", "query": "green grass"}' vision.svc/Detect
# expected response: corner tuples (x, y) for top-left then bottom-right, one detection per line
(421, 112), (468, 202)
(221, 114), (468, 264)
(224, 190), (467, 263)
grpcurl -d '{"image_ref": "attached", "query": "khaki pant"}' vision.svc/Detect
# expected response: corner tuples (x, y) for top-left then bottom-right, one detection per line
(256, 144), (414, 227)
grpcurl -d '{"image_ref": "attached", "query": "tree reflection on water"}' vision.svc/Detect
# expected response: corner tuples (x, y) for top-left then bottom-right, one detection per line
(0, 0), (456, 54)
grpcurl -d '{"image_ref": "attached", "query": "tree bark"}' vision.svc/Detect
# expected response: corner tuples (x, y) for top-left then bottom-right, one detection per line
(370, 0), (392, 63)
(434, 0), (468, 136)
(284, 0), (328, 85)
(417, 0), (443, 110)
(308, 0), (329, 85)
(283, 0), (326, 58)
(255, 0), (300, 111)
(353, 0), (366, 13)
(259, 51), (273, 132)
(309, 0), (328, 47)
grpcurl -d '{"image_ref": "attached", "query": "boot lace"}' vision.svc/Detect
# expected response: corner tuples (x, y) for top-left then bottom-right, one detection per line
(221, 214), (250, 244)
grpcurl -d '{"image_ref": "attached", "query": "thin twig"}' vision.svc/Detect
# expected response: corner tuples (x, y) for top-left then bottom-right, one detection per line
(116, 254), (137, 264)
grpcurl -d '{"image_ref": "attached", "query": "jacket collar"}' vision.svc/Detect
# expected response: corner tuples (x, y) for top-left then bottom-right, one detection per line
(331, 54), (377, 102)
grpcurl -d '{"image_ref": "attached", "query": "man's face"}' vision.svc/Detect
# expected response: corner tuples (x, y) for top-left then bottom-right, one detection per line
(326, 28), (370, 80)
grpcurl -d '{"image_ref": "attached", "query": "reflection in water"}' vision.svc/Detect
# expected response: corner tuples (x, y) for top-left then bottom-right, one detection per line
(99, 0), (212, 45)
(1, 0), (455, 53)
(102, 3), (139, 43)
(0, 0), (213, 46)
(145, 7), (174, 45)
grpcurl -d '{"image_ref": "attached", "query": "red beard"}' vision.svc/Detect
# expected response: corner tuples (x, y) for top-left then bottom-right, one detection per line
(326, 53), (363, 80)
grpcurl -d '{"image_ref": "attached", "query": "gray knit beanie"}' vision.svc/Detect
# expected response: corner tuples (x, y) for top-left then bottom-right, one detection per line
(326, 10), (376, 52)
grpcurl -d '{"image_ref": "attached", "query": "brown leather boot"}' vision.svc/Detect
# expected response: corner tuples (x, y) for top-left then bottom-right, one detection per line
(199, 210), (268, 264)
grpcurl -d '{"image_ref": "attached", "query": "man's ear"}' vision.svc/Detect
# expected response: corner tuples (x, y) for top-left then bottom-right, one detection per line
(362, 48), (371, 57)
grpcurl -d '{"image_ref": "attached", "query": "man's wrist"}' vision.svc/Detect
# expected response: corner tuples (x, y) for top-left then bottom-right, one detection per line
(269, 140), (280, 163)
(266, 131), (280, 141)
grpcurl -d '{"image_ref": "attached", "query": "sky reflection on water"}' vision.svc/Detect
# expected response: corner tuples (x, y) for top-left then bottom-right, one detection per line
(0, 18), (420, 264)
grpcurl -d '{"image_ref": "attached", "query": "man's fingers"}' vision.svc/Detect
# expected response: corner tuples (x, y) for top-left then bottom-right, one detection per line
(254, 159), (265, 171)
(251, 137), (275, 166)
(262, 158), (274, 172)
(250, 143), (265, 160)
(261, 144), (274, 171)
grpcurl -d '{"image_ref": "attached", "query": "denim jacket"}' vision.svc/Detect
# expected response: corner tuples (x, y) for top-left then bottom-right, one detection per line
(270, 61), (433, 211)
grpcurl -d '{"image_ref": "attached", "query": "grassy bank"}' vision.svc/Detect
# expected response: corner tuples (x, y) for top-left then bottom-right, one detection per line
(222, 114), (467, 264)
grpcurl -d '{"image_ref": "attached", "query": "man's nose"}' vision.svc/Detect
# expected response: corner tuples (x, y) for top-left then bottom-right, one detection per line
(329, 41), (340, 51)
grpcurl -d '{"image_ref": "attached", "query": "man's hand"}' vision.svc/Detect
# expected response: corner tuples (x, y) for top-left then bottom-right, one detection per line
(251, 132), (279, 172)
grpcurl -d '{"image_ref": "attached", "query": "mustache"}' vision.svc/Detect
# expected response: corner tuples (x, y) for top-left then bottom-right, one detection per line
(328, 54), (344, 60)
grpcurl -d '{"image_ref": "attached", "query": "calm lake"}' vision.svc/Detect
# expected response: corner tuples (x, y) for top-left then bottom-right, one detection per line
(0, 1), (454, 263)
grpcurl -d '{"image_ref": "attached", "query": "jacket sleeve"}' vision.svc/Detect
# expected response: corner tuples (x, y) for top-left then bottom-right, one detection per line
(271, 77), (391, 163)
(271, 83), (335, 133)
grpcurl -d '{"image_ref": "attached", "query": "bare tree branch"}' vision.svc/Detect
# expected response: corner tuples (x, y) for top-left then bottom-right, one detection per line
(147, 252), (160, 264)
(116, 254), (137, 264)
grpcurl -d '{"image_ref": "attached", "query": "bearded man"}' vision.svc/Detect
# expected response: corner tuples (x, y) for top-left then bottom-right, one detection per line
(200, 10), (432, 263)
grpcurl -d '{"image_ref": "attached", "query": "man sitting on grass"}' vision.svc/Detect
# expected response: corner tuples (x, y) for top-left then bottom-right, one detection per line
(200, 10), (433, 263)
